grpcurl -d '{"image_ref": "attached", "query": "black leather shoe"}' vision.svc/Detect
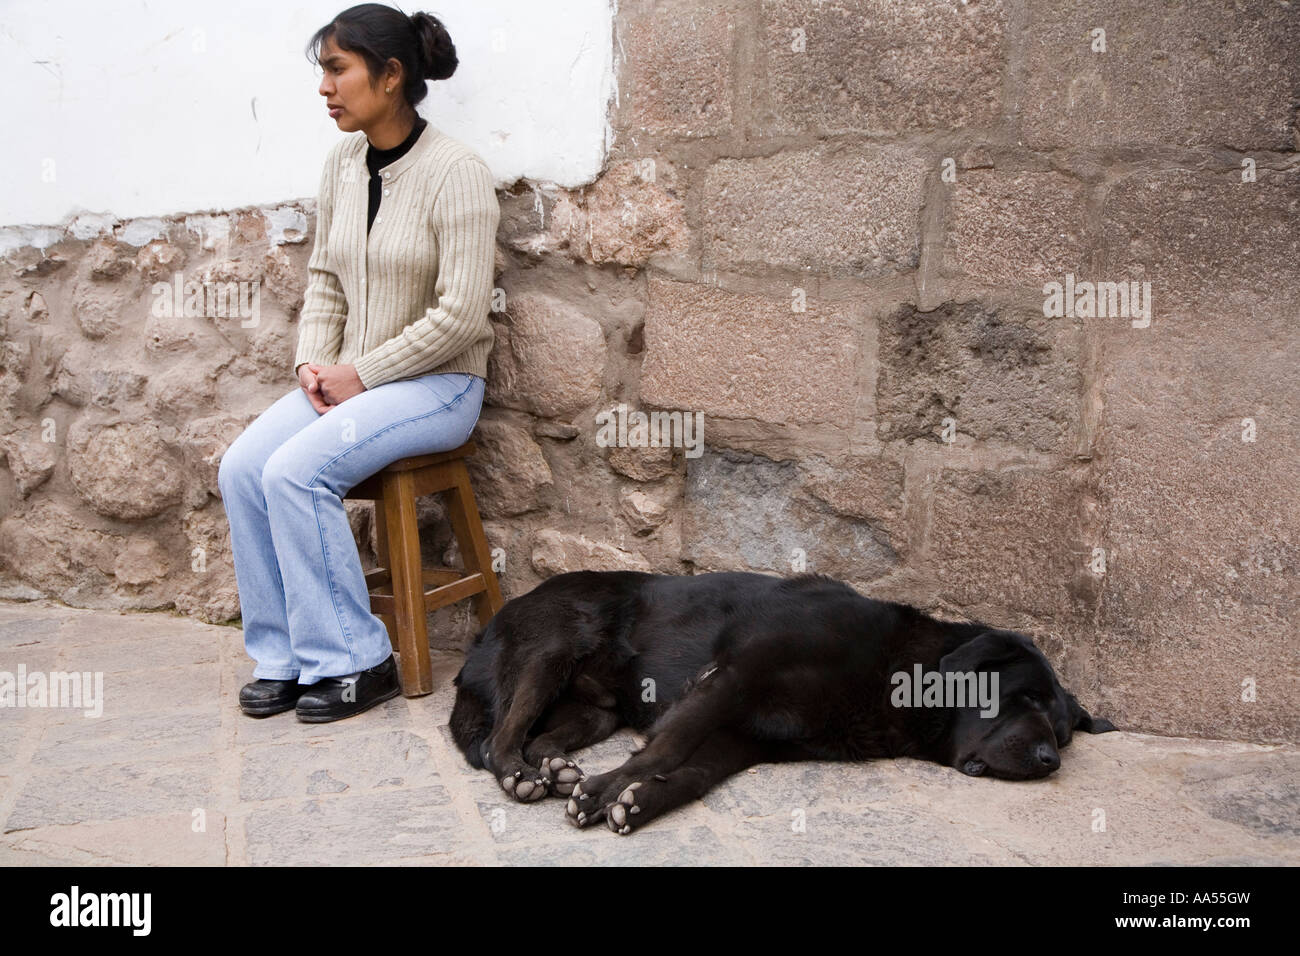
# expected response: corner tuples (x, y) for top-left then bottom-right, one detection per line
(295, 655), (401, 723)
(239, 678), (310, 717)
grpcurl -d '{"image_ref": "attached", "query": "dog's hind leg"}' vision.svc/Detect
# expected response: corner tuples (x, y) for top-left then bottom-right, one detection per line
(449, 680), (493, 769)
(522, 698), (621, 796)
(483, 658), (579, 803)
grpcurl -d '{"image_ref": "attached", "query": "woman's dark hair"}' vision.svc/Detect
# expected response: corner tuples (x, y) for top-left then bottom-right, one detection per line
(307, 3), (457, 108)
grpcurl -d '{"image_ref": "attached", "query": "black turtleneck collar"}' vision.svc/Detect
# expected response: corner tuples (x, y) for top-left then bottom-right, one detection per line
(366, 116), (428, 172)
(365, 117), (428, 233)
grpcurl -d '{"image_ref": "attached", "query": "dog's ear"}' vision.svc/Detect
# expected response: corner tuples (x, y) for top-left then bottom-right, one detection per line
(938, 630), (1018, 674)
(1066, 691), (1116, 733)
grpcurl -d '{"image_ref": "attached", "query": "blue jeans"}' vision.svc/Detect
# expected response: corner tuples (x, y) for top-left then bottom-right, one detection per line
(216, 372), (485, 684)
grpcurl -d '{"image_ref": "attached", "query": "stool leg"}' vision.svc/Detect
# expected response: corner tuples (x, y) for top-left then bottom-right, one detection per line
(382, 470), (433, 696)
(446, 463), (505, 628)
(371, 501), (399, 655)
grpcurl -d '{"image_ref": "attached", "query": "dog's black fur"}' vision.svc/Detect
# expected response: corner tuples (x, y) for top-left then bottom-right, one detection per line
(450, 570), (1115, 834)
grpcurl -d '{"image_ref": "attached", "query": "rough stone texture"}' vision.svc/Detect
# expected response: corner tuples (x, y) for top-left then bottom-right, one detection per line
(943, 169), (1089, 288)
(755, 0), (1007, 135)
(177, 415), (247, 500)
(1, 600), (1296, 865)
(6, 757), (218, 830)
(700, 145), (928, 278)
(799, 454), (908, 556)
(464, 416), (554, 518)
(111, 537), (171, 586)
(875, 301), (1084, 452)
(0, 500), (172, 600)
(0, 435), (57, 496)
(35, 709), (219, 768)
(530, 529), (652, 576)
(177, 504), (239, 623)
(641, 277), (860, 426)
(135, 239), (187, 282)
(50, 339), (112, 408)
(1089, 286), (1300, 744)
(924, 466), (1096, 632)
(606, 441), (676, 482)
(1098, 168), (1300, 322)
(239, 730), (438, 801)
(72, 279), (129, 339)
(260, 244), (306, 315)
(534, 159), (691, 266)
(25, 291), (49, 322)
(439, 518), (538, 624)
(94, 370), (150, 409)
(486, 292), (608, 419)
(66, 419), (185, 519)
(615, 0), (736, 137)
(86, 239), (134, 280)
(244, 785), (460, 866)
(620, 488), (670, 535)
(684, 448), (896, 581)
(533, 420), (580, 441)
(1020, 0), (1300, 151)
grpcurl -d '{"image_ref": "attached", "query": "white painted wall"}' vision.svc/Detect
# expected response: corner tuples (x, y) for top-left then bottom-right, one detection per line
(0, 0), (614, 231)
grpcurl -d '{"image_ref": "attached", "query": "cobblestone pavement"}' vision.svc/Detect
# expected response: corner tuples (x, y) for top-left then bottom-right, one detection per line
(1, 599), (1296, 866)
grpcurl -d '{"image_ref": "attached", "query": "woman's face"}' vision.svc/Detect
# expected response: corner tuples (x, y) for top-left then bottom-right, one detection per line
(317, 35), (398, 132)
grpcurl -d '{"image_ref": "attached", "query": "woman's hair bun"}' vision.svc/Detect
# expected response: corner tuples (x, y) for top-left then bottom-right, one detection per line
(410, 11), (458, 81)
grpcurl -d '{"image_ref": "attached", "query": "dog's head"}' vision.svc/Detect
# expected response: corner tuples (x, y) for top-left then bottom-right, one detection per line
(938, 629), (1115, 780)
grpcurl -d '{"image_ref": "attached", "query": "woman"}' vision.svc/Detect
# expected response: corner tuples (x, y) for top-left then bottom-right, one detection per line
(216, 4), (499, 723)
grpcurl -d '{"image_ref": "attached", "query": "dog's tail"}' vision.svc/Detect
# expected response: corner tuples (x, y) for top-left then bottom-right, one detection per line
(450, 625), (497, 770)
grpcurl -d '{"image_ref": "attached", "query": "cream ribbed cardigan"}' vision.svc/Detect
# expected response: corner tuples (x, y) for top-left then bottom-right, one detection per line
(293, 123), (500, 390)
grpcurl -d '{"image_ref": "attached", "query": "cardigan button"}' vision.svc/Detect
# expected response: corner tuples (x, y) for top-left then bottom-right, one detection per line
(383, 189), (390, 196)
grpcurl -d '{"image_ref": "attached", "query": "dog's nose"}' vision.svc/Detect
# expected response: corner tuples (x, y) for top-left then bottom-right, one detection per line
(1035, 743), (1060, 771)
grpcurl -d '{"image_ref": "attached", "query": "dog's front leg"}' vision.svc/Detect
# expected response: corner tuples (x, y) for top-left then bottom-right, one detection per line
(600, 729), (778, 834)
(566, 666), (740, 828)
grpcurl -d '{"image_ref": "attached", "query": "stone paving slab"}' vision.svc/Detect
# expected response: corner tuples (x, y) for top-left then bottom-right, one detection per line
(0, 598), (1297, 866)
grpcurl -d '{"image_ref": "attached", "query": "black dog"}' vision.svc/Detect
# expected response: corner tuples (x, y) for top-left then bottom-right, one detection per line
(449, 570), (1115, 834)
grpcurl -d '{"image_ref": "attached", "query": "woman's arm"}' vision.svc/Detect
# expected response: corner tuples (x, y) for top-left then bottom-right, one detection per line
(349, 156), (499, 390)
(293, 149), (349, 376)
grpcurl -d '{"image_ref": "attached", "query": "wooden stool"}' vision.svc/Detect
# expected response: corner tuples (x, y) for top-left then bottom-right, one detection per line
(344, 440), (504, 697)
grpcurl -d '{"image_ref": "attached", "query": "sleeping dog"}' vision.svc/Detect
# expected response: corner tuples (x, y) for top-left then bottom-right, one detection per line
(449, 570), (1115, 834)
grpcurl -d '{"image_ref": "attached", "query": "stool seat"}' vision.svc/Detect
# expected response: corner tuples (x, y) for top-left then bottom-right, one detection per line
(344, 439), (504, 696)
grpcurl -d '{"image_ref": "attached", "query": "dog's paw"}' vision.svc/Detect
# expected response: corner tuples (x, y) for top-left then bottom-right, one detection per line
(539, 755), (584, 796)
(565, 775), (628, 828)
(565, 780), (602, 828)
(499, 765), (550, 802)
(606, 781), (644, 835)
(564, 771), (652, 831)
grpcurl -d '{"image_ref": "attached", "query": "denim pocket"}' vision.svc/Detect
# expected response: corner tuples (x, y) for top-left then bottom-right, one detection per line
(413, 372), (474, 409)
(414, 373), (484, 443)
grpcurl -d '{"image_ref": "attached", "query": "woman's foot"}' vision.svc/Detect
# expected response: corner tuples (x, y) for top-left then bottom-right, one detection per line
(239, 678), (310, 717)
(295, 655), (401, 723)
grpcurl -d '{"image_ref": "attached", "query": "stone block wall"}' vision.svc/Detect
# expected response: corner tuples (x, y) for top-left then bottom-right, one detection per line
(1, 0), (1296, 743)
